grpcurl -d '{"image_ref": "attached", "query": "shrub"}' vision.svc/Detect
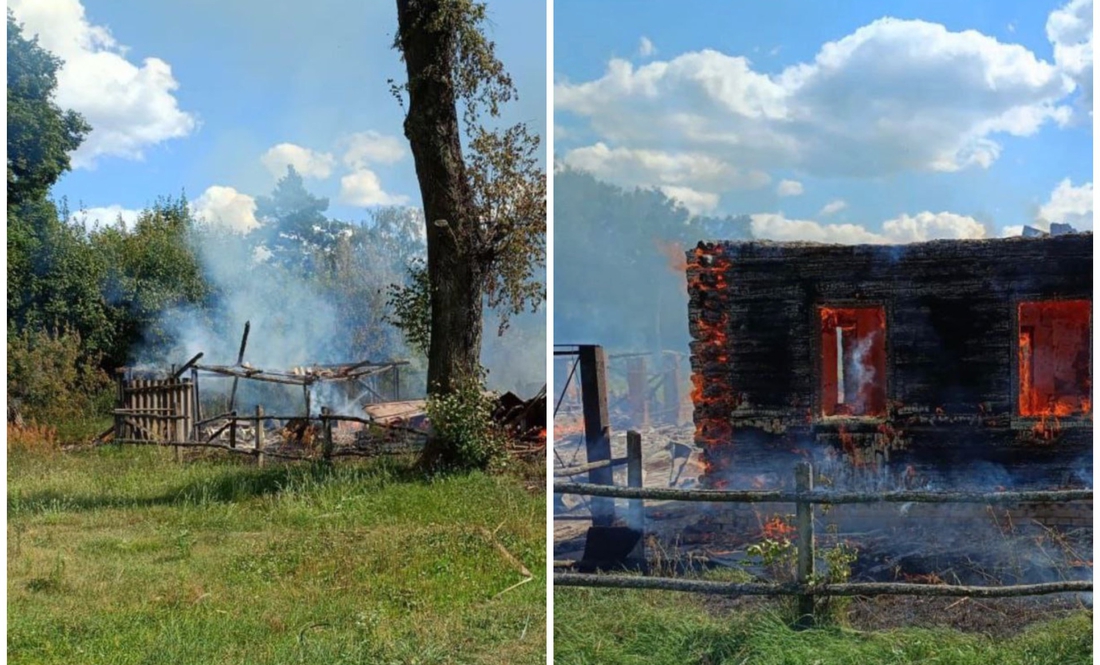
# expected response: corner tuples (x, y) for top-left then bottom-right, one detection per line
(744, 514), (858, 626)
(422, 374), (509, 473)
(7, 327), (113, 427)
(7, 422), (60, 456)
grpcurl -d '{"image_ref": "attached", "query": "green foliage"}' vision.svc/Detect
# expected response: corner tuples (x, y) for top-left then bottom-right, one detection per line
(7, 12), (90, 208)
(7, 327), (113, 425)
(467, 123), (546, 334)
(8, 199), (115, 362)
(254, 165), (336, 271)
(743, 516), (858, 626)
(385, 259), (431, 356)
(313, 206), (426, 360)
(89, 196), (211, 366)
(555, 167), (751, 351)
(423, 374), (509, 472)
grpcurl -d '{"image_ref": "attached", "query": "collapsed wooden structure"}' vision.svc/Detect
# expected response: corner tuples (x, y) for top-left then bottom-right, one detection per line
(110, 353), (420, 463)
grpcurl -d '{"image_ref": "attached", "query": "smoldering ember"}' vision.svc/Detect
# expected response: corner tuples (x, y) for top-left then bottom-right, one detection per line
(554, 231), (1091, 601)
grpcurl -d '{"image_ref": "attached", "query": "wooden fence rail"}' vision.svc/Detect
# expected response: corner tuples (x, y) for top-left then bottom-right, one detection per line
(554, 451), (1092, 627)
(552, 481), (1093, 505)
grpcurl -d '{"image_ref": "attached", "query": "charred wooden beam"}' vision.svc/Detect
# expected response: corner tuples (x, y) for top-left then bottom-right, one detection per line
(171, 352), (204, 379)
(228, 321), (251, 412)
(553, 481), (1092, 505)
(579, 344), (614, 526)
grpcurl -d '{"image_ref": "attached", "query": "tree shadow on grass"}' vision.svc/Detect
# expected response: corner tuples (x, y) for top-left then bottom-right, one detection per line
(9, 457), (427, 517)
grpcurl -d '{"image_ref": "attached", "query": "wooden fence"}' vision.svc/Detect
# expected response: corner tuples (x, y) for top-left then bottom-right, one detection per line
(113, 376), (195, 461)
(554, 450), (1092, 627)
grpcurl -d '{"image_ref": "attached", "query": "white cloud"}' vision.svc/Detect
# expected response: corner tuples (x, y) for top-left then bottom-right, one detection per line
(261, 143), (336, 179)
(556, 17), (1075, 182)
(562, 142), (769, 191)
(339, 170), (410, 207)
(1036, 178), (1093, 230)
(1047, 0), (1093, 116)
(71, 205), (141, 230)
(9, 0), (197, 168)
(776, 179), (803, 196)
(341, 131), (407, 169)
(819, 199), (847, 215)
(638, 36), (656, 58)
(750, 213), (885, 244)
(750, 210), (986, 244)
(660, 186), (719, 215)
(190, 186), (259, 232)
(880, 211), (987, 243)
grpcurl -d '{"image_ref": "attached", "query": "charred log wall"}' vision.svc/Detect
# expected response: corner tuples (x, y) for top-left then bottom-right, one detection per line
(685, 234), (1092, 488)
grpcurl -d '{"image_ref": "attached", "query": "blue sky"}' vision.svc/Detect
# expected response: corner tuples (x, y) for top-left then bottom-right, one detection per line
(11, 0), (546, 230)
(555, 0), (1092, 241)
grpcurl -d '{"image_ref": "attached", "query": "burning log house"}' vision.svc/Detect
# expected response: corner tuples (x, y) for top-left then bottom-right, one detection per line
(685, 233), (1092, 530)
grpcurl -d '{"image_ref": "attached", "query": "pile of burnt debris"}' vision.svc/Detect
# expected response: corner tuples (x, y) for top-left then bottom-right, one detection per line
(494, 386), (548, 454)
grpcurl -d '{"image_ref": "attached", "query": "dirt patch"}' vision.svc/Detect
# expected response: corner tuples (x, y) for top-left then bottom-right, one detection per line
(700, 593), (1090, 637)
(845, 594), (1090, 636)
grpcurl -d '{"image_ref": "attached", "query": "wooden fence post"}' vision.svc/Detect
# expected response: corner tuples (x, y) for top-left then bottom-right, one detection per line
(255, 404), (265, 468)
(626, 430), (645, 561)
(191, 367), (201, 439)
(322, 407), (334, 462)
(172, 395), (182, 463)
(114, 369), (126, 443)
(579, 344), (614, 526)
(229, 413), (237, 449)
(795, 461), (815, 628)
(626, 358), (649, 427)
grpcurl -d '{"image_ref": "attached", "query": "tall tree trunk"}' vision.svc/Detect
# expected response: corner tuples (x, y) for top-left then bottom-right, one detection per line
(396, 0), (484, 396)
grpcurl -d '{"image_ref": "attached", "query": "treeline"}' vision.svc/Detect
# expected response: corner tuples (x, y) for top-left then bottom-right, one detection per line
(553, 168), (752, 354)
(7, 14), (423, 427)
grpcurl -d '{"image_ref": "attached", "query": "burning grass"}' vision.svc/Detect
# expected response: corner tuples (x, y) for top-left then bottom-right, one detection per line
(8, 446), (545, 664)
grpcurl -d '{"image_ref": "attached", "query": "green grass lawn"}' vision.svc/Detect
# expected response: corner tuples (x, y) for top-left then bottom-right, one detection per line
(554, 587), (1092, 665)
(8, 446), (546, 664)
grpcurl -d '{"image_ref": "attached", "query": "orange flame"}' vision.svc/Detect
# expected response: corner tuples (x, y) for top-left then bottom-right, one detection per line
(1018, 300), (1091, 419)
(686, 245), (738, 463)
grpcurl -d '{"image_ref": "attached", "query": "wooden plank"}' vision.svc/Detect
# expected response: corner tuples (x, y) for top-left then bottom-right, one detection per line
(256, 405), (265, 468)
